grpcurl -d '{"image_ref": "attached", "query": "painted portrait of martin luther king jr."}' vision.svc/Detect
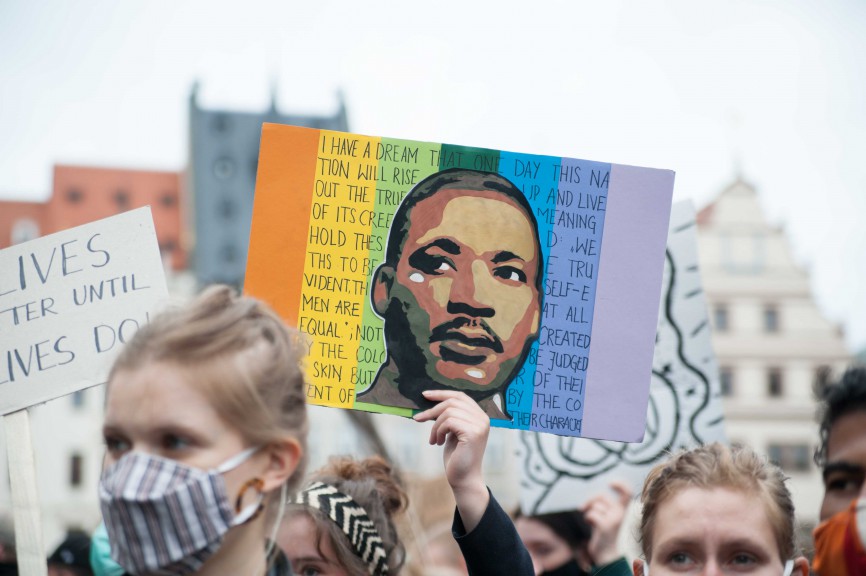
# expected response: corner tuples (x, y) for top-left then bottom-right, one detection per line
(357, 168), (543, 419)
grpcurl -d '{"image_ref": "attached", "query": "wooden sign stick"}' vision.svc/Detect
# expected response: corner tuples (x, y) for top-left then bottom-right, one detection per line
(4, 409), (47, 576)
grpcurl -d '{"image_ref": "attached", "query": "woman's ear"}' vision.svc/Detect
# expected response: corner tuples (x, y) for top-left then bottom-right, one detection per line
(260, 437), (303, 492)
(792, 557), (810, 576)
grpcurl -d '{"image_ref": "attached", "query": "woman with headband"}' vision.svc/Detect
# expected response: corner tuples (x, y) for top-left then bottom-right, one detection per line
(281, 390), (534, 575)
(281, 455), (406, 575)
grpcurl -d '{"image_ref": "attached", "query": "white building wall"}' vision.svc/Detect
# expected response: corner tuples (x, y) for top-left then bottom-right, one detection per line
(697, 178), (851, 540)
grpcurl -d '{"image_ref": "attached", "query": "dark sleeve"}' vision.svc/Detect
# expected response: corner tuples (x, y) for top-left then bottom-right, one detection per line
(452, 490), (534, 576)
(592, 557), (631, 576)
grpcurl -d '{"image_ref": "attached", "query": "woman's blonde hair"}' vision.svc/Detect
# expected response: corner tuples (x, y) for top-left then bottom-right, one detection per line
(638, 443), (796, 562)
(289, 456), (407, 574)
(108, 284), (309, 493)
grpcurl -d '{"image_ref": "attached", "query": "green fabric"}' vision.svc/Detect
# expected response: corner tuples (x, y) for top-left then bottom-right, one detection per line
(592, 556), (631, 576)
(90, 522), (124, 576)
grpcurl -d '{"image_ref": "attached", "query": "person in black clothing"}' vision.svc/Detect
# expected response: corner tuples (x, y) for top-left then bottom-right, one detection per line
(514, 482), (632, 576)
(415, 389), (535, 576)
(47, 530), (93, 576)
(280, 390), (534, 576)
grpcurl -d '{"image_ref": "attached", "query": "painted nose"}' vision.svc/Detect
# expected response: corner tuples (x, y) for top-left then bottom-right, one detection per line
(446, 260), (496, 317)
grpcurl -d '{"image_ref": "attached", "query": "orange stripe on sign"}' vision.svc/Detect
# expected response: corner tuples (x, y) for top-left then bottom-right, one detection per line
(245, 124), (320, 323)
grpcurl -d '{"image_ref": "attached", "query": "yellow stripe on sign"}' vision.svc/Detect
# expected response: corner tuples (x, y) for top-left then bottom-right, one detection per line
(299, 131), (380, 408)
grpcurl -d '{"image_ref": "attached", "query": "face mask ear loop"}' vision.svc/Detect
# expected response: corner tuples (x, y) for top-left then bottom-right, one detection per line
(265, 483), (288, 565)
(216, 446), (260, 473)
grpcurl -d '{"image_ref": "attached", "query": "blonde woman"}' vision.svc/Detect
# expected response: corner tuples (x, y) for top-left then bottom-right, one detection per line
(98, 286), (307, 576)
(633, 443), (809, 576)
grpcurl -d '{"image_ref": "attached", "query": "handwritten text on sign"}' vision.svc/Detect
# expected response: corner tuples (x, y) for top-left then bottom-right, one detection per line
(0, 207), (168, 415)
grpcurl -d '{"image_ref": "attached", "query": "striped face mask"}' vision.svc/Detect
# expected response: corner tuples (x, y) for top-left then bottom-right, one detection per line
(98, 446), (262, 575)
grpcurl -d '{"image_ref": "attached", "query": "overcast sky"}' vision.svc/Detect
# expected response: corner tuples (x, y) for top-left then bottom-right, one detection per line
(2, 0), (864, 352)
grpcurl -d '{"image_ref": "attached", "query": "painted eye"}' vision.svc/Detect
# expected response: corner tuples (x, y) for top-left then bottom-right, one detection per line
(493, 266), (527, 283)
(408, 251), (456, 276)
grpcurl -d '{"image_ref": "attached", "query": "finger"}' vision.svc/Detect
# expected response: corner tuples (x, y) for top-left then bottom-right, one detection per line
(413, 391), (484, 422)
(608, 480), (633, 506)
(414, 397), (465, 424)
(430, 407), (485, 445)
(581, 494), (607, 512)
(421, 389), (478, 404)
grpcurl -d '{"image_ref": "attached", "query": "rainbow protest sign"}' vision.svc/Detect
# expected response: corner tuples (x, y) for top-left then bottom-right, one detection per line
(246, 124), (673, 441)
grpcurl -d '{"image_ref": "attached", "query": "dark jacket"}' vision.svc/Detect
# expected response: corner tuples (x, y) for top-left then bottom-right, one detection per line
(453, 491), (535, 576)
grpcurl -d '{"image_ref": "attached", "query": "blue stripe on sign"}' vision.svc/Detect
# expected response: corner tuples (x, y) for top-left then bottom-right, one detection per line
(532, 157), (609, 436)
(494, 151), (559, 430)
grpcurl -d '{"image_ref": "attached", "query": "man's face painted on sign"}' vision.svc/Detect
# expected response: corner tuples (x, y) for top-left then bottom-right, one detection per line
(373, 187), (542, 401)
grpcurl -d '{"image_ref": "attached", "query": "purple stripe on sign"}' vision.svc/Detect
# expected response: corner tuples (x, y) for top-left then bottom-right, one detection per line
(532, 157), (609, 435)
(581, 164), (675, 442)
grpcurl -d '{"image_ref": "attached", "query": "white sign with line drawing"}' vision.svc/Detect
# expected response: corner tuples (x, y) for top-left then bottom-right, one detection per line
(518, 200), (726, 513)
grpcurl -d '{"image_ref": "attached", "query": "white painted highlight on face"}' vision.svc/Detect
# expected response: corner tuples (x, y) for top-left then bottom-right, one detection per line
(466, 369), (484, 379)
(409, 272), (424, 283)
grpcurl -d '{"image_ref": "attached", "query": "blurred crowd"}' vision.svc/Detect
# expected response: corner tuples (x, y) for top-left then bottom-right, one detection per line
(1, 286), (864, 576)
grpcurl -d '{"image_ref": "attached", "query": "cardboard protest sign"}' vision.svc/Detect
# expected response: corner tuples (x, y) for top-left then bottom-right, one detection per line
(246, 124), (673, 441)
(517, 201), (727, 512)
(0, 207), (168, 415)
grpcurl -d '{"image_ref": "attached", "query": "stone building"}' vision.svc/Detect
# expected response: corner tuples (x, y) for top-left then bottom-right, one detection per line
(696, 177), (851, 538)
(187, 85), (349, 287)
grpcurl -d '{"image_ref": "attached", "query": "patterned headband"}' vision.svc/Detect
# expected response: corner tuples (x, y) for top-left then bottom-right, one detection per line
(292, 481), (388, 576)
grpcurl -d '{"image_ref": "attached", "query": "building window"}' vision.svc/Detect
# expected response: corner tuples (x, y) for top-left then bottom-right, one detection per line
(815, 365), (832, 394)
(767, 443), (810, 472)
(66, 188), (83, 203)
(218, 197), (235, 220)
(767, 368), (784, 397)
(11, 218), (40, 245)
(213, 157), (235, 180)
(70, 390), (85, 409)
(713, 304), (729, 332)
(160, 192), (177, 208)
(719, 366), (734, 397)
(763, 304), (779, 333)
(159, 239), (178, 253)
(212, 114), (231, 133)
(113, 189), (130, 210)
(69, 453), (83, 488)
(220, 244), (237, 263)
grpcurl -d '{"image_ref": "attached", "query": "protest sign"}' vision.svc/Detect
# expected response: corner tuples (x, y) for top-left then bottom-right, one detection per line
(1, 207), (168, 576)
(246, 125), (673, 441)
(0, 207), (168, 414)
(517, 201), (727, 512)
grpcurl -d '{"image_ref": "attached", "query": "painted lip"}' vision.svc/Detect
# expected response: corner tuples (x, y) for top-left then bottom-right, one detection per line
(430, 319), (503, 353)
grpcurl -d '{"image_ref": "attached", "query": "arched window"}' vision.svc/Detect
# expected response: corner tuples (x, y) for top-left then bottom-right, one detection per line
(11, 218), (40, 245)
